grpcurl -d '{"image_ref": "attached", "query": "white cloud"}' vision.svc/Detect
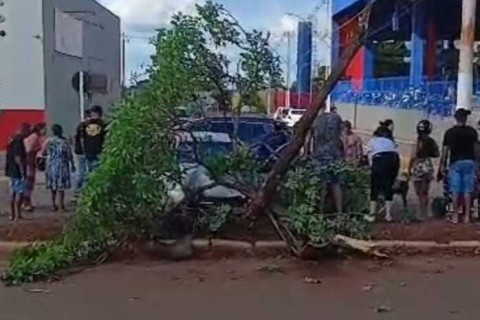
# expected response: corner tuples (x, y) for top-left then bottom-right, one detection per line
(278, 15), (297, 34)
(99, 0), (329, 83)
(100, 0), (203, 82)
(101, 0), (200, 34)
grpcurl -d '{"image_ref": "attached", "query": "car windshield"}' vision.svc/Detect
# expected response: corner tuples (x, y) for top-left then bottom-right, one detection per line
(178, 141), (233, 163)
(190, 120), (273, 145)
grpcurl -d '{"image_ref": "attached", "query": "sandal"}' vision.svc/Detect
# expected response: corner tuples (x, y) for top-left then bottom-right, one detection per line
(447, 217), (459, 224)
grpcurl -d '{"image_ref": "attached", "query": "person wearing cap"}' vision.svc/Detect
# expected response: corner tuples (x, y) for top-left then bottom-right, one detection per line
(408, 119), (439, 220)
(438, 108), (478, 224)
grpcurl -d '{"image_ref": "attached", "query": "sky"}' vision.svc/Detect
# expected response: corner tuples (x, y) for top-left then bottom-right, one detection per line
(99, 0), (331, 85)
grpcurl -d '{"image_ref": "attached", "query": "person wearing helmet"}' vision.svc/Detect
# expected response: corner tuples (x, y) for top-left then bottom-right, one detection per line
(438, 108), (478, 224)
(408, 119), (439, 220)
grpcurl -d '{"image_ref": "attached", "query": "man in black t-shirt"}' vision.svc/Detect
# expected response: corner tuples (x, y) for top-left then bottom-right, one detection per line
(73, 108), (92, 200)
(5, 123), (30, 221)
(79, 105), (106, 172)
(438, 108), (478, 223)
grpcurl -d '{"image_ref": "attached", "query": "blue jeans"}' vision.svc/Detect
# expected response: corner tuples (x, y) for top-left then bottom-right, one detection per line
(85, 158), (100, 173)
(9, 178), (26, 196)
(449, 160), (476, 194)
(74, 157), (100, 199)
(74, 156), (87, 198)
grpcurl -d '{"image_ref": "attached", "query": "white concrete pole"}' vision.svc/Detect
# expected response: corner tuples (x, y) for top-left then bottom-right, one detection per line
(456, 0), (477, 111)
(325, 0), (332, 112)
(79, 71), (85, 121)
(286, 31), (292, 108)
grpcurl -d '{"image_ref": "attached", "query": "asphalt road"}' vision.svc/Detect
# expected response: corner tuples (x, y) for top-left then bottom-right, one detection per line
(1, 257), (480, 320)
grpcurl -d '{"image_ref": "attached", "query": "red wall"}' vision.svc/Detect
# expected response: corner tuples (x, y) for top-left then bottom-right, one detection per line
(426, 19), (437, 79)
(340, 16), (365, 91)
(274, 91), (313, 109)
(0, 110), (45, 150)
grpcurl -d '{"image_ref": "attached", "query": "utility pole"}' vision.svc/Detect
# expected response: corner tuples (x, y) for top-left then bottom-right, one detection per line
(285, 31), (292, 108)
(120, 32), (127, 90)
(324, 0), (332, 112)
(79, 71), (85, 121)
(456, 0), (477, 111)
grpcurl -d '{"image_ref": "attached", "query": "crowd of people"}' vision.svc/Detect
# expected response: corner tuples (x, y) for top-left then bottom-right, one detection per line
(4, 105), (106, 221)
(4, 102), (479, 225)
(311, 107), (479, 224)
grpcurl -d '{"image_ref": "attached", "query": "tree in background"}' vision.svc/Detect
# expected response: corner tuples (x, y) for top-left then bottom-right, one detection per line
(373, 40), (409, 78)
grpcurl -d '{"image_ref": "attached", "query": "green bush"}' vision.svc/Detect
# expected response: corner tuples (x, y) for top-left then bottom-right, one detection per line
(278, 160), (371, 246)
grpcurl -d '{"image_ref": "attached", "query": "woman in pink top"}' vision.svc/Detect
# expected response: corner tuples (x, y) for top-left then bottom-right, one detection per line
(343, 120), (363, 165)
(23, 122), (47, 211)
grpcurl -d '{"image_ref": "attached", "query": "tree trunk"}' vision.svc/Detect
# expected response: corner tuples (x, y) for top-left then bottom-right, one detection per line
(247, 0), (375, 219)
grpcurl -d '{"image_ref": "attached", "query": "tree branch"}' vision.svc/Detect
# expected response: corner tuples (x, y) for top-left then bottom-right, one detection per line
(246, 0), (375, 219)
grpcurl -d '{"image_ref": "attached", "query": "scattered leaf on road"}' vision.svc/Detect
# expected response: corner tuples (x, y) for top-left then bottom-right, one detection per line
(257, 264), (284, 274)
(375, 305), (392, 313)
(27, 288), (51, 294)
(362, 284), (374, 292)
(304, 277), (322, 284)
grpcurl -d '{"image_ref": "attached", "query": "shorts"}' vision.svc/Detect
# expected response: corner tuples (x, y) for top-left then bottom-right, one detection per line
(449, 160), (476, 194)
(312, 159), (342, 186)
(85, 157), (100, 173)
(9, 178), (26, 196)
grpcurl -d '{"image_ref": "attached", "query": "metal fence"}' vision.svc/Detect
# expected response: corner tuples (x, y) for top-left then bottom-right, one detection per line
(331, 77), (480, 118)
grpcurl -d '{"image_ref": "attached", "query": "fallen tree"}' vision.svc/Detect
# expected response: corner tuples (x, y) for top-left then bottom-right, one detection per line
(2, 0), (377, 285)
(246, 0), (375, 255)
(248, 0), (375, 220)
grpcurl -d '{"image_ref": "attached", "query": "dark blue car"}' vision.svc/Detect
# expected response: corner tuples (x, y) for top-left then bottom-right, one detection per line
(183, 117), (291, 162)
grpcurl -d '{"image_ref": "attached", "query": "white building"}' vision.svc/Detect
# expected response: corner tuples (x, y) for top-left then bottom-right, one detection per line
(0, 0), (121, 149)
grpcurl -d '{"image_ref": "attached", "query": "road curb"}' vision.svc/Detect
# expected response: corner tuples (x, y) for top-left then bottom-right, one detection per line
(1, 239), (480, 260)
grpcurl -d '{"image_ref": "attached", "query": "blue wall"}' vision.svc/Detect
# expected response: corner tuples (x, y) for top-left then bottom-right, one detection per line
(333, 0), (363, 16)
(296, 21), (312, 94)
